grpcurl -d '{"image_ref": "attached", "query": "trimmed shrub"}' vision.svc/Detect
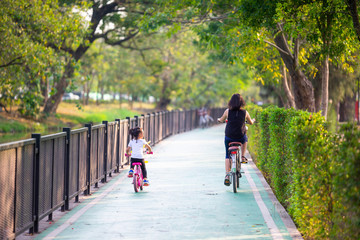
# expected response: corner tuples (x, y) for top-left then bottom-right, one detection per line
(288, 112), (337, 239)
(246, 104), (262, 163)
(246, 106), (360, 240)
(267, 108), (298, 206)
(331, 123), (360, 239)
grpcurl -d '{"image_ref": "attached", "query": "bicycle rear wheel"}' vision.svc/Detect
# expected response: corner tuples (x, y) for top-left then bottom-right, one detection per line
(133, 174), (139, 192)
(232, 172), (237, 193)
(236, 153), (241, 187)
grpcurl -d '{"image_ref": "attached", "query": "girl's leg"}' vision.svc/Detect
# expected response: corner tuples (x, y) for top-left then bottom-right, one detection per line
(129, 158), (134, 170)
(141, 159), (147, 179)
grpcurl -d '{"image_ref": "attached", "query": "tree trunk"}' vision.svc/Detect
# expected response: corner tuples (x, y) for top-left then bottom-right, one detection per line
(85, 86), (91, 105)
(313, 72), (322, 113)
(156, 66), (172, 110)
(119, 91), (122, 108)
(339, 95), (355, 121)
(83, 82), (87, 105)
(347, 0), (360, 42)
(273, 27), (316, 112)
(96, 82), (100, 106)
(43, 61), (75, 113)
(43, 45), (90, 114)
(282, 64), (296, 108)
(321, 55), (329, 119)
(40, 76), (49, 106)
(41, 3), (114, 114)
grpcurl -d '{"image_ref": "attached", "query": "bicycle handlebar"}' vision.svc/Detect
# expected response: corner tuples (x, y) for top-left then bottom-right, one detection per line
(125, 152), (153, 157)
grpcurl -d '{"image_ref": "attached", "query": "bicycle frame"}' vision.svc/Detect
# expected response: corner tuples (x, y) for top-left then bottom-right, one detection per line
(228, 142), (242, 193)
(132, 162), (143, 193)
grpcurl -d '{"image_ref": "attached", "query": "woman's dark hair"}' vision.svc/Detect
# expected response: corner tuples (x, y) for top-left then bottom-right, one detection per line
(129, 127), (143, 140)
(228, 93), (245, 110)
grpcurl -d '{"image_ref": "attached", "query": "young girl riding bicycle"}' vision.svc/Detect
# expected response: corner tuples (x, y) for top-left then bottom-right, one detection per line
(126, 127), (152, 186)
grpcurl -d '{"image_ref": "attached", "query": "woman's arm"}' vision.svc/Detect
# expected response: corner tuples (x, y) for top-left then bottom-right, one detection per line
(217, 109), (229, 123)
(246, 111), (255, 125)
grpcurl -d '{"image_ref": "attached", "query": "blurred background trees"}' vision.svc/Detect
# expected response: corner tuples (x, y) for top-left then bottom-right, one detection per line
(1, 0), (359, 122)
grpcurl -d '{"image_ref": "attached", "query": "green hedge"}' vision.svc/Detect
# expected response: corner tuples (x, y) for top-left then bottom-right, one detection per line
(246, 105), (360, 240)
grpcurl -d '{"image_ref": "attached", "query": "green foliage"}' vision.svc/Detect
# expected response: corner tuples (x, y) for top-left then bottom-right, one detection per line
(288, 112), (336, 239)
(0, 0), (88, 118)
(78, 32), (252, 110)
(247, 106), (360, 239)
(332, 123), (360, 239)
(267, 107), (299, 205)
(246, 104), (263, 162)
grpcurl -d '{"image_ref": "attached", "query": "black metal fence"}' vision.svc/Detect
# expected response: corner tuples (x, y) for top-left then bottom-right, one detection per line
(0, 108), (224, 239)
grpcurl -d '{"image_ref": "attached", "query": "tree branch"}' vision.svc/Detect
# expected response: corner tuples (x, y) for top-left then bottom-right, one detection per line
(263, 40), (292, 57)
(346, 0), (360, 42)
(0, 56), (24, 68)
(104, 29), (139, 46)
(0, 103), (9, 113)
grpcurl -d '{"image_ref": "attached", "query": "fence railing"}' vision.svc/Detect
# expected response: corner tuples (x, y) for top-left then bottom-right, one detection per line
(0, 108), (224, 239)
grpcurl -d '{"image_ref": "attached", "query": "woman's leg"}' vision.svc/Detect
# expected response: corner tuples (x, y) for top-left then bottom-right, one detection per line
(224, 138), (231, 173)
(225, 158), (230, 172)
(241, 142), (247, 158)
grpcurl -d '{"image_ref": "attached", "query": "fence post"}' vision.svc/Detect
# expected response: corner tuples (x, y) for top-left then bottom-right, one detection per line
(62, 128), (71, 210)
(146, 113), (151, 144)
(85, 123), (92, 195)
(185, 110), (188, 132)
(30, 133), (41, 233)
(141, 114), (145, 130)
(157, 112), (160, 143)
(115, 119), (120, 173)
(151, 113), (155, 144)
(102, 121), (108, 183)
(126, 116), (131, 130)
(135, 115), (139, 127)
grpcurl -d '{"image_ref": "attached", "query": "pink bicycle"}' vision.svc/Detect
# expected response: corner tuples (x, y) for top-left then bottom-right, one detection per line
(132, 162), (144, 192)
(125, 151), (153, 193)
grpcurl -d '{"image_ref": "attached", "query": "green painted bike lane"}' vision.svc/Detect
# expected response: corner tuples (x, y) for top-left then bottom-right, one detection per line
(34, 124), (302, 240)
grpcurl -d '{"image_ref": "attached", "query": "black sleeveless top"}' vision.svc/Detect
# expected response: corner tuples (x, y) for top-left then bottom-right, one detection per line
(225, 109), (246, 139)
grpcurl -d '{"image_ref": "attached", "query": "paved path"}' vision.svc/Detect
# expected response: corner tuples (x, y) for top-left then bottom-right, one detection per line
(35, 125), (302, 240)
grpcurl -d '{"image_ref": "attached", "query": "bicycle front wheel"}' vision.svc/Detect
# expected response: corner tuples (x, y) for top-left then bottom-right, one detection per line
(232, 172), (237, 193)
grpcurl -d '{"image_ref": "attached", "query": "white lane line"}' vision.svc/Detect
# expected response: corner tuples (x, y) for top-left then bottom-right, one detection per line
(248, 159), (303, 240)
(243, 163), (284, 240)
(43, 173), (127, 239)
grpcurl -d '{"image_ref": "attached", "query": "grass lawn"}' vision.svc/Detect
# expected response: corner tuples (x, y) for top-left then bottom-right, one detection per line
(55, 102), (142, 126)
(0, 101), (153, 143)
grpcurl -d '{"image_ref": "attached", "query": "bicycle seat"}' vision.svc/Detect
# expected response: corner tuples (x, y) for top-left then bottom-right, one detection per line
(229, 142), (242, 147)
(229, 146), (240, 151)
(132, 162), (142, 166)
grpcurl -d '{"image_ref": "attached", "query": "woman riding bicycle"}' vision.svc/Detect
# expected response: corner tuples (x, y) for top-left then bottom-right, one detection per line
(217, 93), (255, 186)
(126, 127), (152, 186)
